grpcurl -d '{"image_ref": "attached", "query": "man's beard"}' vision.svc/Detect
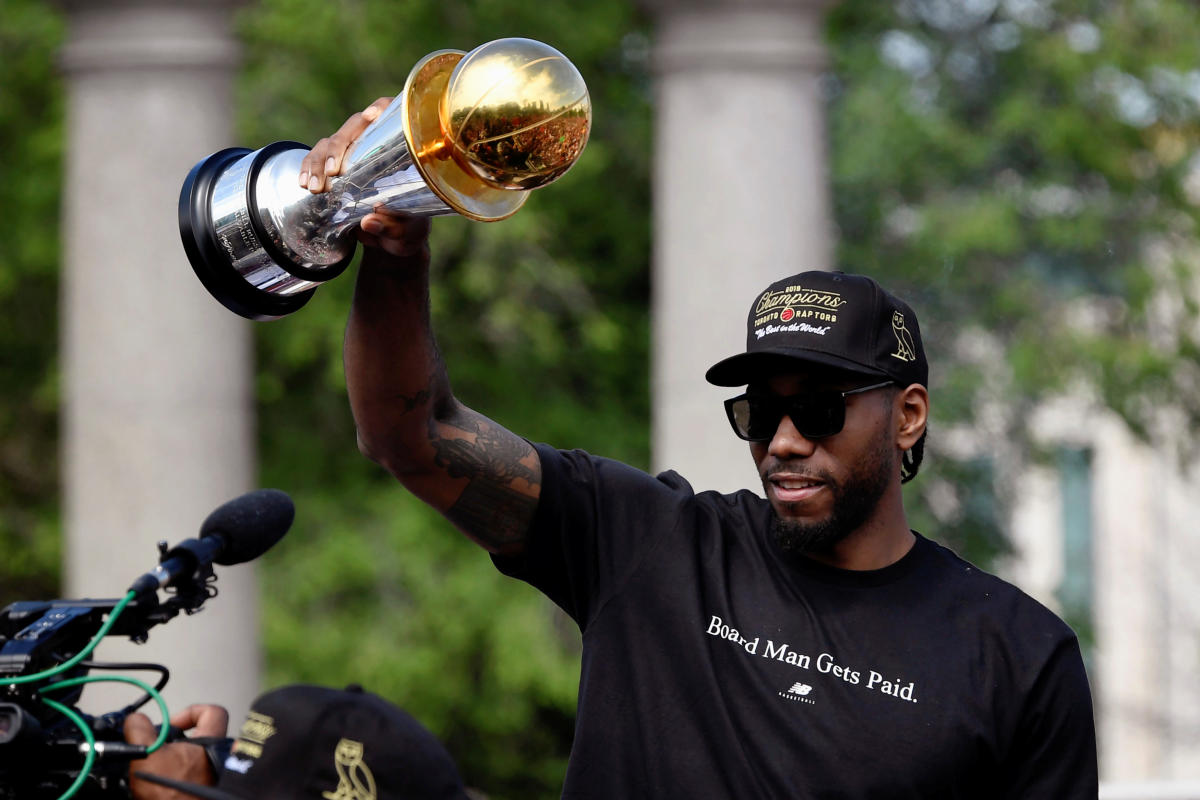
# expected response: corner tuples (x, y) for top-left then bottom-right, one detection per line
(767, 434), (895, 561)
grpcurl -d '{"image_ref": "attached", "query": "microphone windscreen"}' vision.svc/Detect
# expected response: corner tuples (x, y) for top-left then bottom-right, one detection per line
(201, 489), (295, 565)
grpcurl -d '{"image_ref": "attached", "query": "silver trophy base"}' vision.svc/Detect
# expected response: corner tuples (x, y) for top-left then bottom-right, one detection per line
(178, 141), (355, 321)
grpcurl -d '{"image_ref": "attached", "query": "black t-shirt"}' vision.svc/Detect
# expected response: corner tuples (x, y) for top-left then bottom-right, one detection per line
(494, 445), (1098, 799)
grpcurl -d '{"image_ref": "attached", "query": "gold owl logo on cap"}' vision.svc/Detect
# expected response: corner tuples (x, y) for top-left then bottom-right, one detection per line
(891, 311), (917, 363)
(321, 738), (377, 800)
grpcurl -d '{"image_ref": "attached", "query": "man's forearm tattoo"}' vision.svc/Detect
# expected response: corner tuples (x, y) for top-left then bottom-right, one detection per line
(432, 413), (539, 546)
(395, 365), (450, 417)
(432, 419), (536, 483)
(445, 479), (538, 546)
(394, 387), (431, 415)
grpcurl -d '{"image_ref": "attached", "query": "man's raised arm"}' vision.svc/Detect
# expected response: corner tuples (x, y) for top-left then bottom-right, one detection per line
(303, 99), (541, 555)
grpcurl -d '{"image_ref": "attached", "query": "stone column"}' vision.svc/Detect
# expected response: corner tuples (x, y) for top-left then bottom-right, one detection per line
(645, 0), (838, 492)
(57, 0), (259, 722)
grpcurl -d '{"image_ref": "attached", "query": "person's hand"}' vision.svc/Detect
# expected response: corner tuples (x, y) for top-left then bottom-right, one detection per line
(300, 97), (432, 262)
(299, 96), (391, 195)
(125, 704), (229, 800)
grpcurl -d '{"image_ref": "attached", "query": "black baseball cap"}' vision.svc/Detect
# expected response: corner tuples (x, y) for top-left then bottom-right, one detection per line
(136, 684), (470, 800)
(705, 270), (927, 388)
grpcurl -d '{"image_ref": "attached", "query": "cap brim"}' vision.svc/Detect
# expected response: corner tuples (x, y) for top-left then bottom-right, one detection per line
(135, 771), (242, 800)
(705, 349), (890, 387)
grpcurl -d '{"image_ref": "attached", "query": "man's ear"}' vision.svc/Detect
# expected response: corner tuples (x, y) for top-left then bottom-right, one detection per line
(895, 384), (928, 451)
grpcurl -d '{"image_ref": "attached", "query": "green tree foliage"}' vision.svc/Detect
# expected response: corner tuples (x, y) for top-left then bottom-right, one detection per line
(0, 0), (64, 604)
(827, 0), (1200, 569)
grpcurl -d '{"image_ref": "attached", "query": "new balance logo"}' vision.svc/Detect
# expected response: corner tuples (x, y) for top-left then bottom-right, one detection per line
(224, 756), (255, 774)
(779, 682), (816, 705)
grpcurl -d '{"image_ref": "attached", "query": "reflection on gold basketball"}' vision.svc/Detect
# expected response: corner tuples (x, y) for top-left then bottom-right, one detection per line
(439, 38), (592, 191)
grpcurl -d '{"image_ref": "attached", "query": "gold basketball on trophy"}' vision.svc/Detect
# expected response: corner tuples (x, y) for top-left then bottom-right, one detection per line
(441, 38), (591, 190)
(403, 37), (592, 221)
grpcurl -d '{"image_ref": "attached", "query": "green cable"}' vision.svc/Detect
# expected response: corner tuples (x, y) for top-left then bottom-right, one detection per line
(4, 590), (137, 686)
(37, 673), (173, 800)
(40, 674), (172, 753)
(37, 696), (95, 800)
(10, 591), (174, 799)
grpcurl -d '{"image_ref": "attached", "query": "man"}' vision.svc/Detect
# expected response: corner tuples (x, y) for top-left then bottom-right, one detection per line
(126, 683), (472, 800)
(303, 102), (1099, 798)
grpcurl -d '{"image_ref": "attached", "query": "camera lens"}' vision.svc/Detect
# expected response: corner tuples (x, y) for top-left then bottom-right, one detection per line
(0, 703), (21, 743)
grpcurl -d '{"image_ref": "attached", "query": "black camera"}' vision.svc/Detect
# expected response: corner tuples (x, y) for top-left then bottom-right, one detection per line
(0, 581), (220, 798)
(0, 489), (292, 799)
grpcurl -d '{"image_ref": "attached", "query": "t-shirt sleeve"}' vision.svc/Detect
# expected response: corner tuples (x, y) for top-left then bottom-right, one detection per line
(1000, 633), (1099, 799)
(491, 443), (695, 630)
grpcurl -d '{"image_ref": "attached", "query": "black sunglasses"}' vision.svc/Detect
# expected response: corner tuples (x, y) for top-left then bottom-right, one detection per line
(723, 380), (894, 442)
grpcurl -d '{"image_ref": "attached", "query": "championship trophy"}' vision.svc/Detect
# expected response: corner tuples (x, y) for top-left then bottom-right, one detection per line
(179, 38), (591, 320)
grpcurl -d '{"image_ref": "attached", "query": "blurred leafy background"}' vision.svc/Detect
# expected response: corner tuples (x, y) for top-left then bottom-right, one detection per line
(2, 0), (1199, 796)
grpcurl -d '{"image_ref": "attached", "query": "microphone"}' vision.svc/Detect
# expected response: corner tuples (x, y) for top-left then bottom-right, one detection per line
(127, 489), (294, 597)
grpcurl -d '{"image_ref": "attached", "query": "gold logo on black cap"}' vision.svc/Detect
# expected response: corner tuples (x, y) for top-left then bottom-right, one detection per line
(231, 711), (275, 759)
(322, 738), (377, 800)
(753, 287), (845, 328)
(755, 287), (845, 315)
(890, 311), (917, 363)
